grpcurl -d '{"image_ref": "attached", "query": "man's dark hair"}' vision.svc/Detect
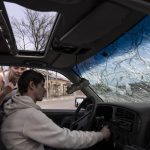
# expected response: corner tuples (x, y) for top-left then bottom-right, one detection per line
(18, 70), (45, 95)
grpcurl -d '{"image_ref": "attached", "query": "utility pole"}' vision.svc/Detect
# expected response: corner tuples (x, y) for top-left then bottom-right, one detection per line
(46, 70), (49, 99)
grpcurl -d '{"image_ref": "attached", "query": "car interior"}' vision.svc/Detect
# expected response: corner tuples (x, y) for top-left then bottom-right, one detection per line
(1, 0), (150, 150)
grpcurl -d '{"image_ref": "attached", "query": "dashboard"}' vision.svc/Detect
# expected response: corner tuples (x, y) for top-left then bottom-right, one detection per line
(43, 100), (150, 150)
(93, 103), (150, 149)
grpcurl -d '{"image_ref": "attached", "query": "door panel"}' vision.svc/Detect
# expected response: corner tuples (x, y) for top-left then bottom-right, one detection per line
(42, 109), (84, 127)
(42, 109), (75, 126)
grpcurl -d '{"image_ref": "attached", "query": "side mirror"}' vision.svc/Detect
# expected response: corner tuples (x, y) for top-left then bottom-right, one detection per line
(75, 97), (84, 107)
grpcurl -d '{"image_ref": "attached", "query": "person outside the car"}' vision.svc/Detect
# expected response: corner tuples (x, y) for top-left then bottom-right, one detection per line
(1, 69), (111, 150)
(0, 66), (26, 104)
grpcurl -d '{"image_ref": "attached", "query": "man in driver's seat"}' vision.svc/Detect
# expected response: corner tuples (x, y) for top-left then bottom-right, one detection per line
(1, 70), (111, 150)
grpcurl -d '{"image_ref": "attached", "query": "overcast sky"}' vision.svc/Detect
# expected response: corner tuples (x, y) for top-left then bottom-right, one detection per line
(4, 2), (25, 20)
(4, 2), (57, 51)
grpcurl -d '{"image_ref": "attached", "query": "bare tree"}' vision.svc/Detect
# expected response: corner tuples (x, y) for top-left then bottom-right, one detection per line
(11, 9), (56, 51)
(10, 9), (57, 99)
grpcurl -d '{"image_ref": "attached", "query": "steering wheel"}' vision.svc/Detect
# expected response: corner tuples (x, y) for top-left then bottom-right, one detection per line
(70, 97), (97, 131)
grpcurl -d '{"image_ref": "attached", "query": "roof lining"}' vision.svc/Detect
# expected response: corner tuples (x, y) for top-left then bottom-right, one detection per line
(0, 0), (148, 70)
(112, 0), (150, 14)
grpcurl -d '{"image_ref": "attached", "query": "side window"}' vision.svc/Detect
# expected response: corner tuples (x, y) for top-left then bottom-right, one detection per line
(0, 66), (86, 110)
(36, 70), (86, 110)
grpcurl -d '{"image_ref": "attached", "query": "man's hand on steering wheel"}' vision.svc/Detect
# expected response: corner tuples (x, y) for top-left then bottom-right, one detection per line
(100, 126), (111, 140)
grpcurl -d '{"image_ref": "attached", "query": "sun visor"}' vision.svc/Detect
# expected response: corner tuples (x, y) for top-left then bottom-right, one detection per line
(59, 2), (136, 47)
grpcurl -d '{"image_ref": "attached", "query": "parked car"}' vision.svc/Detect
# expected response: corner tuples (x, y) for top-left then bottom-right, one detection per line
(1, 0), (150, 150)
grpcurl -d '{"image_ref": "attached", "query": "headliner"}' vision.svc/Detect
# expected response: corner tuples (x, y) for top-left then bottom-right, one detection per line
(0, 0), (149, 69)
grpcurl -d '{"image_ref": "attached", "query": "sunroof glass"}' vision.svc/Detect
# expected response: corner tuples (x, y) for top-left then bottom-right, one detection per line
(4, 2), (58, 52)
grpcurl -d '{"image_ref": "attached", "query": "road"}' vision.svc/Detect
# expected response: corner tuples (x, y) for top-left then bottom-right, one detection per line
(37, 96), (77, 109)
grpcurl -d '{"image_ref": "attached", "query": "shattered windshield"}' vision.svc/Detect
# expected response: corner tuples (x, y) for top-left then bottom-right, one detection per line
(74, 15), (150, 103)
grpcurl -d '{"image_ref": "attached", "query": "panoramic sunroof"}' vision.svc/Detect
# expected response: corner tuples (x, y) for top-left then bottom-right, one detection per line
(4, 2), (58, 52)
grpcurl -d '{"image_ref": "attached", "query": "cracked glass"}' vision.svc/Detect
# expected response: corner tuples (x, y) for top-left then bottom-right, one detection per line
(74, 16), (150, 103)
